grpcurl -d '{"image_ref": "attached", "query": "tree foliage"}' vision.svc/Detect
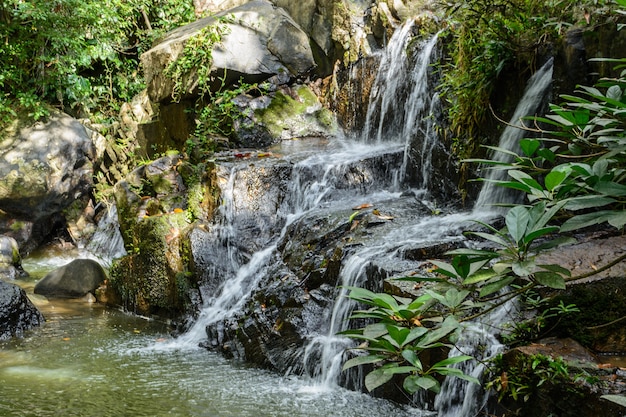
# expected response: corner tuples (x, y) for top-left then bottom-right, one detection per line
(0, 0), (195, 124)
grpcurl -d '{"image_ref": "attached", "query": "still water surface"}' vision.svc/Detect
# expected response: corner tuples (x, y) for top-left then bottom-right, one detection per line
(0, 252), (428, 417)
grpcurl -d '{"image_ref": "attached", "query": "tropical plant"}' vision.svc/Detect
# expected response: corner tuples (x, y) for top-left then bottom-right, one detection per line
(343, 24), (626, 397)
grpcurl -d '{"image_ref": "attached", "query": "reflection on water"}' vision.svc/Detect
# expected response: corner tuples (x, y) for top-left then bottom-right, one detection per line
(1, 256), (429, 417)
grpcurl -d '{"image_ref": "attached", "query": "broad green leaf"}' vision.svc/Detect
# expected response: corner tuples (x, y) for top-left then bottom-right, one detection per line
(512, 260), (534, 277)
(505, 206), (531, 244)
(365, 368), (394, 392)
(342, 354), (387, 371)
(608, 211), (626, 229)
(451, 255), (471, 279)
(445, 288), (470, 308)
(428, 260), (461, 279)
(545, 170), (567, 191)
(508, 170), (543, 192)
(534, 271), (566, 289)
(363, 323), (388, 339)
(431, 355), (474, 368)
(371, 293), (400, 311)
(523, 226), (559, 245)
(404, 327), (429, 346)
(519, 139), (540, 157)
(463, 268), (499, 285)
(594, 181), (626, 196)
(403, 375), (440, 394)
(402, 349), (422, 370)
(479, 276), (516, 298)
(386, 325), (410, 348)
(560, 211), (614, 232)
(538, 264), (571, 277)
(563, 195), (616, 211)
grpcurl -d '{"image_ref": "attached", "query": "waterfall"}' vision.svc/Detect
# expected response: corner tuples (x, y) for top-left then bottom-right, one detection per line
(362, 21), (441, 189)
(474, 58), (554, 209)
(83, 204), (126, 267)
(434, 298), (518, 416)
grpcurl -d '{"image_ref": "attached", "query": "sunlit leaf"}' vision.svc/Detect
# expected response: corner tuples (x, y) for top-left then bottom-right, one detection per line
(545, 170), (567, 191)
(520, 139), (540, 157)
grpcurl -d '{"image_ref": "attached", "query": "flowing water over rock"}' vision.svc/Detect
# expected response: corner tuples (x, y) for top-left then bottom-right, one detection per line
(474, 58), (554, 209)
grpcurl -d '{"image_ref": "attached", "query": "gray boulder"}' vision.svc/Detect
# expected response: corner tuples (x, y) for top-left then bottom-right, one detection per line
(0, 109), (95, 221)
(0, 236), (27, 280)
(34, 259), (107, 299)
(0, 280), (44, 340)
(142, 0), (316, 103)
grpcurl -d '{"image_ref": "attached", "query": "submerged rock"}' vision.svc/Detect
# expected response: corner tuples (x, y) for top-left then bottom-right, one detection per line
(0, 280), (44, 340)
(34, 259), (107, 299)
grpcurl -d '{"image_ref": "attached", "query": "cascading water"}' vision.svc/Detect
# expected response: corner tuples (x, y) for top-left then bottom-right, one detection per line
(83, 204), (127, 267)
(158, 16), (554, 417)
(474, 58), (554, 209)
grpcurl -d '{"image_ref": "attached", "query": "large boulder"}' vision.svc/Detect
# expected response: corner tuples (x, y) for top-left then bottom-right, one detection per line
(0, 109), (95, 220)
(142, 0), (316, 104)
(0, 109), (96, 249)
(0, 280), (44, 340)
(34, 258), (107, 299)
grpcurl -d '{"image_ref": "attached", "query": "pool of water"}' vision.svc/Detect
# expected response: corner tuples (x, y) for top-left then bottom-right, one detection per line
(1, 253), (430, 417)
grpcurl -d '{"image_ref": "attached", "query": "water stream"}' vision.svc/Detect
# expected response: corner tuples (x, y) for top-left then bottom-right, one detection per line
(0, 16), (557, 417)
(474, 58), (554, 209)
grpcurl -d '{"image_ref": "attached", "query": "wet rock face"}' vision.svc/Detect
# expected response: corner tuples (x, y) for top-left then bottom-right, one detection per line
(34, 259), (107, 299)
(0, 280), (44, 340)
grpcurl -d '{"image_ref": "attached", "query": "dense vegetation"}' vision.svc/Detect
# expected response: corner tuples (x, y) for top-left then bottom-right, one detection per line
(0, 0), (196, 125)
(344, 0), (626, 408)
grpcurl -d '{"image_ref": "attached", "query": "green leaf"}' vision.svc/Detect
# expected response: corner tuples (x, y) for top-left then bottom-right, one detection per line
(363, 323), (388, 339)
(386, 325), (410, 348)
(512, 260), (534, 277)
(506, 206), (531, 244)
(431, 355), (474, 368)
(402, 349), (422, 370)
(538, 264), (571, 277)
(479, 276), (516, 297)
(523, 226), (559, 245)
(462, 268), (499, 285)
(403, 375), (440, 394)
(519, 139), (540, 157)
(365, 368), (394, 392)
(545, 170), (567, 191)
(563, 195), (616, 211)
(560, 211), (614, 232)
(534, 271), (566, 289)
(608, 211), (626, 229)
(594, 181), (626, 197)
(342, 354), (387, 371)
